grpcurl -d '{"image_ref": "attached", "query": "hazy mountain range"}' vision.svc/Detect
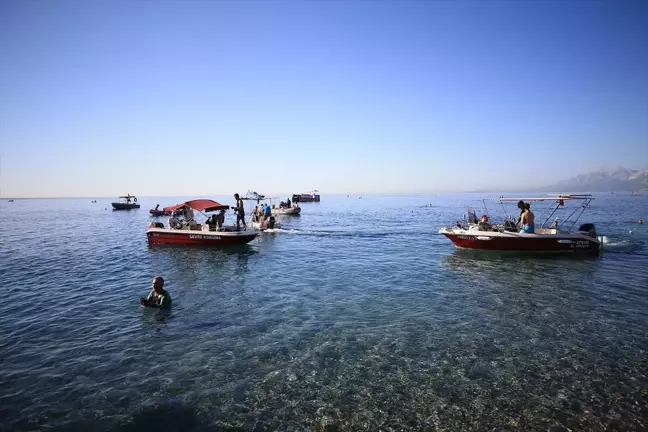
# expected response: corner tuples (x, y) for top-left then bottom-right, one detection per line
(473, 166), (648, 193)
(540, 166), (648, 192)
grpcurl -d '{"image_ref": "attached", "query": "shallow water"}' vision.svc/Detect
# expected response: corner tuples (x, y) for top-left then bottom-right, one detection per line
(1, 193), (647, 431)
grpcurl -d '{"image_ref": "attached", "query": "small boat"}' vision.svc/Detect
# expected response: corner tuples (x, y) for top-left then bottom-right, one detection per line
(149, 209), (170, 217)
(272, 205), (301, 215)
(438, 194), (602, 254)
(149, 204), (170, 217)
(267, 196), (301, 215)
(111, 194), (140, 210)
(242, 192), (283, 230)
(292, 190), (320, 203)
(7, 199), (14, 202)
(146, 199), (258, 246)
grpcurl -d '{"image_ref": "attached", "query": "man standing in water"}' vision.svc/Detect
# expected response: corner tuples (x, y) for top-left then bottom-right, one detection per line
(233, 193), (247, 231)
(140, 276), (172, 309)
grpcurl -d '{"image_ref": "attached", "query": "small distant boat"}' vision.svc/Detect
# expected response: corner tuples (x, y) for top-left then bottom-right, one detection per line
(149, 204), (170, 217)
(111, 194), (140, 210)
(7, 199), (14, 202)
(272, 205), (301, 215)
(292, 190), (320, 203)
(149, 209), (170, 217)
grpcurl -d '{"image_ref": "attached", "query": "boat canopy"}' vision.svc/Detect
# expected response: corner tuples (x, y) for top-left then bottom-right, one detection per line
(163, 199), (229, 213)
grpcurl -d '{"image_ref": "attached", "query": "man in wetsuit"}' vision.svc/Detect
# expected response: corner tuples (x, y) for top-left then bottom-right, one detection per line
(233, 193), (246, 231)
(140, 276), (172, 309)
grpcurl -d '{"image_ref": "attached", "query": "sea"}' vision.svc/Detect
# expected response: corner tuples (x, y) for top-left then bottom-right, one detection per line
(1, 193), (647, 432)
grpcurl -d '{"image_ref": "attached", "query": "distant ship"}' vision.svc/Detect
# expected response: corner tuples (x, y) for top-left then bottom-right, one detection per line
(292, 190), (320, 203)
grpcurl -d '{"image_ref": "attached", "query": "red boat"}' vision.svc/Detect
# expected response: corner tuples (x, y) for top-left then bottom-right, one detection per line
(146, 199), (258, 246)
(439, 194), (602, 254)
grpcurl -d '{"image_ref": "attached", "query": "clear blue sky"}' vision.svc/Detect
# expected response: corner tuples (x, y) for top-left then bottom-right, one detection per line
(1, 0), (647, 197)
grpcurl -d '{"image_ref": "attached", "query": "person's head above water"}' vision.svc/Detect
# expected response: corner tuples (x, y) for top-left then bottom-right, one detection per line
(152, 276), (164, 293)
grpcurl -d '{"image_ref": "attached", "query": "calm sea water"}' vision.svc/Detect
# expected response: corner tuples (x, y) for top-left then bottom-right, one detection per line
(1, 193), (647, 431)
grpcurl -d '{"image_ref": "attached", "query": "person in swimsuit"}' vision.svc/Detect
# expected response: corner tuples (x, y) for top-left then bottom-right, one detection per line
(233, 194), (247, 231)
(521, 203), (535, 233)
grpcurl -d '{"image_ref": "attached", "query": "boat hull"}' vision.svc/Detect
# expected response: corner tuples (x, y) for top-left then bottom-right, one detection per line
(149, 209), (170, 216)
(272, 207), (301, 215)
(146, 228), (257, 246)
(112, 203), (140, 210)
(439, 229), (601, 254)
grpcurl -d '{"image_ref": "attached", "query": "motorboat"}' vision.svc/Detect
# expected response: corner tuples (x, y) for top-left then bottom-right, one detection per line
(149, 204), (170, 217)
(292, 190), (320, 203)
(146, 199), (258, 246)
(438, 194), (602, 254)
(149, 209), (170, 217)
(272, 205), (301, 215)
(242, 191), (282, 231)
(111, 194), (140, 210)
(267, 196), (301, 215)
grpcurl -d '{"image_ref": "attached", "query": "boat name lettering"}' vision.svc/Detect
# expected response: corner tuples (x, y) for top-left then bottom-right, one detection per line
(189, 235), (221, 240)
(574, 240), (590, 248)
(457, 235), (473, 240)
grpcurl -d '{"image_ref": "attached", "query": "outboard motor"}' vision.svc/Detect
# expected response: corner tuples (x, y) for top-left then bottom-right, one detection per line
(578, 223), (597, 238)
(267, 216), (276, 229)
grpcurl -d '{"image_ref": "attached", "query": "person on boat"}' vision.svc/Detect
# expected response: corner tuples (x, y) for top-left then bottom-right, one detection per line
(263, 203), (272, 220)
(286, 198), (291, 207)
(169, 212), (182, 229)
(233, 193), (247, 231)
(140, 276), (172, 310)
(155, 204), (160, 211)
(215, 209), (226, 230)
(478, 215), (492, 231)
(516, 200), (526, 226)
(521, 203), (535, 233)
(183, 206), (195, 222)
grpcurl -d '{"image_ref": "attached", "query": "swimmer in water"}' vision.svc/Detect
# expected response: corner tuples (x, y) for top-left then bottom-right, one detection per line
(140, 276), (172, 309)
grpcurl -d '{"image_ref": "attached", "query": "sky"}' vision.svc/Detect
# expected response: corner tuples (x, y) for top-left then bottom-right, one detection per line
(1, 0), (647, 197)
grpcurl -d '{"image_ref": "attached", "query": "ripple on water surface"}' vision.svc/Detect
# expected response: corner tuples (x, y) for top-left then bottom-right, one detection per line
(0, 194), (648, 431)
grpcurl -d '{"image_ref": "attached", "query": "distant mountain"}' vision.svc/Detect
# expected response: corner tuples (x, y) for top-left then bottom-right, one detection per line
(542, 166), (648, 192)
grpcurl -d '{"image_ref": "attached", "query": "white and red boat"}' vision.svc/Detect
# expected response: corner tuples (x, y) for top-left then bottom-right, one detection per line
(439, 194), (602, 254)
(146, 199), (258, 246)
